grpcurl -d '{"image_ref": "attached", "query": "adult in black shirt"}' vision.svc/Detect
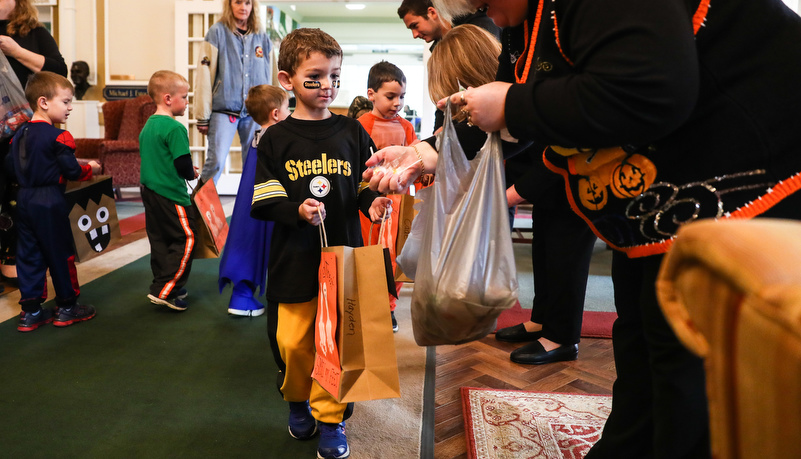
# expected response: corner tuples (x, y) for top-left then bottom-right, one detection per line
(368, 0), (801, 457)
(0, 0), (67, 87)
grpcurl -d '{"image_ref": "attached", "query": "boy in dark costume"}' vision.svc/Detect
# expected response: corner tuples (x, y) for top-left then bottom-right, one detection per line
(8, 71), (100, 332)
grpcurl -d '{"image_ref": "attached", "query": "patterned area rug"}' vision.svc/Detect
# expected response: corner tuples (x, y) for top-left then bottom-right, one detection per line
(462, 388), (612, 459)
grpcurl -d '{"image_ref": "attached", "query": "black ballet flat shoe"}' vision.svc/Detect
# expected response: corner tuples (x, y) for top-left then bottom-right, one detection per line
(495, 323), (543, 343)
(510, 341), (579, 365)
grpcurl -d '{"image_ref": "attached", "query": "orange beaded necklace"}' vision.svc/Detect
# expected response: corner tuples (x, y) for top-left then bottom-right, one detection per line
(514, 0), (544, 84)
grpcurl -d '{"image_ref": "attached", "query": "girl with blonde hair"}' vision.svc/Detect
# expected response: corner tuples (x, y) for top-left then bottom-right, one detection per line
(427, 24), (500, 125)
(427, 24), (500, 104)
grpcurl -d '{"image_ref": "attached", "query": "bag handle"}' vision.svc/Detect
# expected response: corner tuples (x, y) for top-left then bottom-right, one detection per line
(319, 206), (390, 248)
(318, 208), (328, 248)
(367, 207), (391, 247)
(187, 177), (205, 195)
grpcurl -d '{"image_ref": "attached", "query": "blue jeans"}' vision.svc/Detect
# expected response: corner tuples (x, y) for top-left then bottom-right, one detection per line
(200, 112), (257, 183)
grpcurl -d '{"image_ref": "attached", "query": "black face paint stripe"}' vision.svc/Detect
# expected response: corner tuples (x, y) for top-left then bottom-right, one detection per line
(302, 81), (340, 89)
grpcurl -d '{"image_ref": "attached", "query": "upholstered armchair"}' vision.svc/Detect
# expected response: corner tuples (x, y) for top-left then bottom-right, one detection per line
(656, 219), (801, 459)
(74, 95), (156, 196)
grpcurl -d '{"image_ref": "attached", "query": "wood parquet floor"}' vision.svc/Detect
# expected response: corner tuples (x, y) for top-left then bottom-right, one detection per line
(433, 335), (616, 459)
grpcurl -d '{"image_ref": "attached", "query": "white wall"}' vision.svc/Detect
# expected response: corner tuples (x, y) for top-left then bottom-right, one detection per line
(107, 0), (176, 83)
(784, 0), (800, 12)
(58, 0), (98, 84)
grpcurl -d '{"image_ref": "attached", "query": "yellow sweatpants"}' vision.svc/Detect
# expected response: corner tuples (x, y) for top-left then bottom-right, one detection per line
(277, 298), (348, 424)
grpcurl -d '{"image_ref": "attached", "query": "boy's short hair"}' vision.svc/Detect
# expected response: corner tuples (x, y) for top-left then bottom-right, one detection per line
(277, 28), (342, 76)
(397, 0), (433, 19)
(246, 85), (288, 125)
(367, 61), (406, 92)
(147, 70), (188, 103)
(25, 71), (74, 108)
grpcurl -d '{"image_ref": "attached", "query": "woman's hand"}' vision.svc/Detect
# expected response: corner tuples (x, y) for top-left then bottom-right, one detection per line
(0, 35), (45, 73)
(299, 199), (325, 226)
(369, 197), (393, 222)
(0, 35), (22, 58)
(197, 125), (209, 135)
(438, 82), (513, 133)
(363, 145), (419, 194)
(364, 143), (437, 194)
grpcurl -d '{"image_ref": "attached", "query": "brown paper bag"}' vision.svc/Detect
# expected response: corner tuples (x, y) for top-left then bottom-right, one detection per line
(394, 194), (417, 283)
(191, 179), (229, 258)
(312, 223), (401, 402)
(65, 175), (122, 262)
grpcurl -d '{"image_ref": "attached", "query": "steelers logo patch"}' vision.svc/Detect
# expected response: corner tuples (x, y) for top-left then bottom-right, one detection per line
(310, 176), (331, 197)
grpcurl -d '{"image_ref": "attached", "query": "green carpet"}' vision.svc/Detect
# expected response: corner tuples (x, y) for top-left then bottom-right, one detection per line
(0, 256), (315, 458)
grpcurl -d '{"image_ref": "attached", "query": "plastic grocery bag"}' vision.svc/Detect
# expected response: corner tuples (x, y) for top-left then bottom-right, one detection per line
(0, 51), (33, 140)
(402, 102), (518, 346)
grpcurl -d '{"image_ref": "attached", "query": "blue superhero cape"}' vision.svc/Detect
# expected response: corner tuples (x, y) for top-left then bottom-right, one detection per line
(218, 141), (273, 296)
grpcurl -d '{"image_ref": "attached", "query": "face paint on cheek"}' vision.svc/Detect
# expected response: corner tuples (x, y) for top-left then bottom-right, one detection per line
(333, 80), (341, 88)
(303, 81), (321, 89)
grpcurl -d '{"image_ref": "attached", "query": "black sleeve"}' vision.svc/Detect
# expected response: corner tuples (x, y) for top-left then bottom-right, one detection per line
(504, 0), (699, 148)
(32, 27), (68, 77)
(173, 154), (195, 180)
(510, 149), (564, 204)
(433, 108), (444, 134)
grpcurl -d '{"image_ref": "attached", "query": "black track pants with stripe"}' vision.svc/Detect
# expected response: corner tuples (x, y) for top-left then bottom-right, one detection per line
(142, 186), (196, 299)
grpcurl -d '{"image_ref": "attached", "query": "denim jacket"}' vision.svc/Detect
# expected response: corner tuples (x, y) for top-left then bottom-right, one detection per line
(194, 22), (272, 126)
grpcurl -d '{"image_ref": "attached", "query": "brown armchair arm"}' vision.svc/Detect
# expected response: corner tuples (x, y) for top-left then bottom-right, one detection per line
(74, 138), (104, 160)
(98, 140), (140, 162)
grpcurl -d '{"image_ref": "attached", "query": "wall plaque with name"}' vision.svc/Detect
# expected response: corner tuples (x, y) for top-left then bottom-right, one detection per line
(102, 86), (148, 101)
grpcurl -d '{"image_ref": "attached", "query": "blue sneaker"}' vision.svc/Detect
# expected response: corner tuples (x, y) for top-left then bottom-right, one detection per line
(53, 303), (96, 327)
(288, 401), (317, 440)
(317, 422), (349, 459)
(17, 307), (54, 332)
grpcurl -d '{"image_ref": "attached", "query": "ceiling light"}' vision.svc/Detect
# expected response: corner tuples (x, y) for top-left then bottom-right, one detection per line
(345, 3), (366, 10)
(290, 4), (296, 10)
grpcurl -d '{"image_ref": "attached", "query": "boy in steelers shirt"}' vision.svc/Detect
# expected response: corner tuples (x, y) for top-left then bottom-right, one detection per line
(250, 28), (392, 459)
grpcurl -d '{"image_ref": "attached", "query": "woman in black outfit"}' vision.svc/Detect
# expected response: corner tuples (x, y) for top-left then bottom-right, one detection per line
(365, 0), (801, 457)
(428, 23), (598, 366)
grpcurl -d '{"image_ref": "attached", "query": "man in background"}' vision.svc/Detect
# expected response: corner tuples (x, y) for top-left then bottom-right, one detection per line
(397, 0), (500, 51)
(398, 0), (500, 132)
